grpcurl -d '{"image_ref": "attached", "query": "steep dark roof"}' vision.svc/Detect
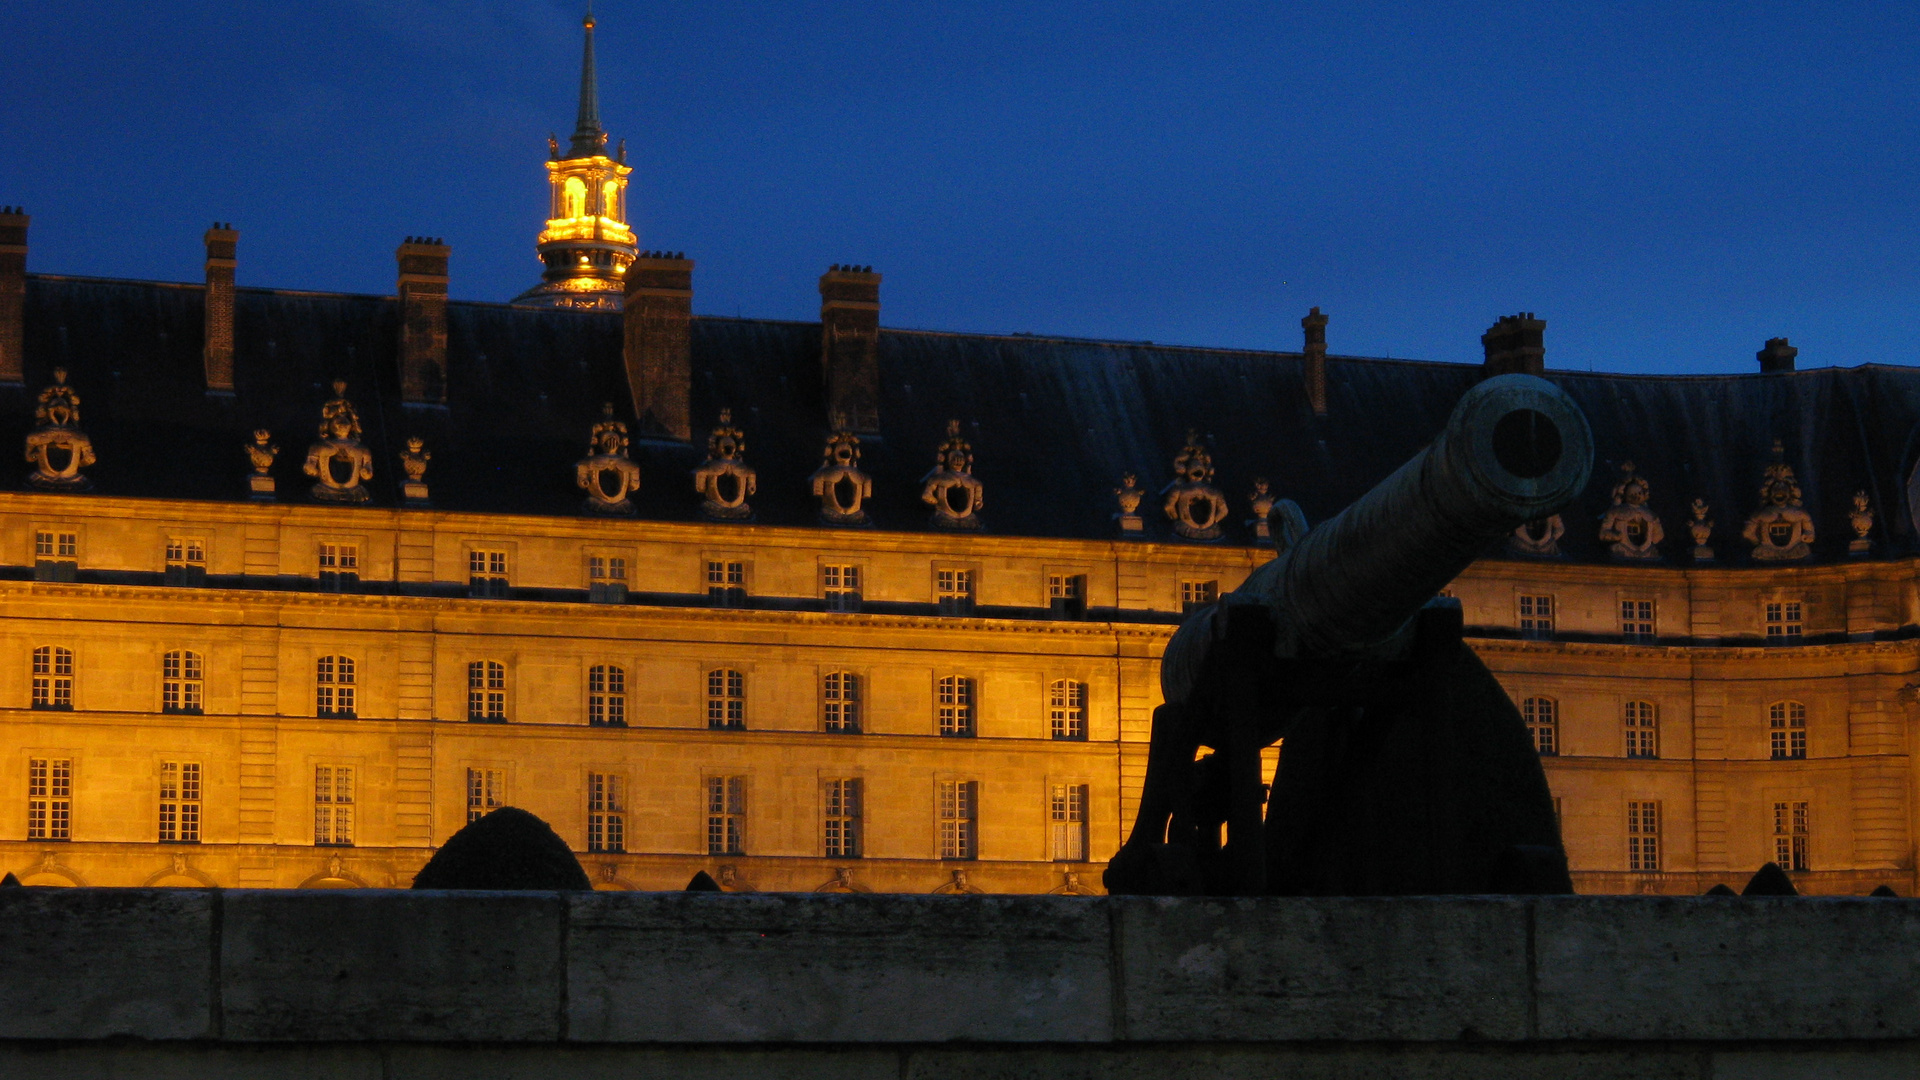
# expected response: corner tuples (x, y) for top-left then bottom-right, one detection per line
(19, 273), (1920, 563)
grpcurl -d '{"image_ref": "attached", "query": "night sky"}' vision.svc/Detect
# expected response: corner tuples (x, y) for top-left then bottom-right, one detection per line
(4, 1), (1918, 374)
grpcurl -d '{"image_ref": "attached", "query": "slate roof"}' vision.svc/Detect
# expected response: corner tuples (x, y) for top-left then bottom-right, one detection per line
(17, 273), (1920, 565)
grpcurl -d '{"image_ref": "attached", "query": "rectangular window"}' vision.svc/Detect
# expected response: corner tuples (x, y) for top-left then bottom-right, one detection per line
(1765, 600), (1804, 641)
(1523, 696), (1558, 756)
(707, 560), (747, 607)
(27, 757), (72, 841)
(588, 555), (628, 604)
(588, 772), (626, 853)
(938, 675), (976, 737)
(936, 568), (975, 615)
(468, 549), (509, 598)
(1049, 680), (1088, 740)
(1181, 580), (1218, 613)
(1519, 594), (1555, 639)
(822, 564), (862, 612)
(1627, 800), (1660, 872)
(1048, 573), (1087, 619)
(822, 671), (861, 733)
(159, 761), (201, 843)
(31, 646), (74, 710)
(314, 765), (354, 846)
(467, 661), (507, 722)
(165, 537), (207, 587)
(707, 669), (746, 730)
(162, 650), (205, 715)
(823, 778), (862, 858)
(1769, 701), (1808, 760)
(33, 530), (77, 582)
(707, 776), (745, 855)
(315, 655), (356, 718)
(588, 665), (627, 727)
(1620, 599), (1655, 643)
(1773, 800), (1810, 872)
(1050, 783), (1089, 862)
(318, 542), (360, 592)
(1624, 700), (1659, 759)
(938, 779), (978, 860)
(466, 768), (504, 824)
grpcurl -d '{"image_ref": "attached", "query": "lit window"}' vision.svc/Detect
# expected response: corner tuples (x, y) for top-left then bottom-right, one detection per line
(468, 550), (509, 598)
(562, 175), (587, 218)
(31, 645), (74, 710)
(823, 778), (862, 858)
(938, 780), (977, 860)
(1048, 574), (1087, 618)
(33, 530), (76, 582)
(314, 765), (353, 846)
(165, 538), (207, 586)
(588, 665), (626, 727)
(318, 543), (360, 592)
(315, 655), (356, 718)
(1181, 580), (1218, 613)
(467, 768), (504, 824)
(1765, 601), (1803, 641)
(1624, 700), (1659, 758)
(1523, 696), (1558, 756)
(937, 675), (976, 737)
(602, 179), (621, 220)
(1769, 701), (1808, 760)
(162, 650), (204, 715)
(822, 564), (862, 612)
(159, 761), (201, 843)
(1049, 680), (1087, 740)
(707, 668), (746, 730)
(1627, 800), (1660, 872)
(27, 758), (72, 841)
(588, 555), (628, 603)
(937, 568), (975, 615)
(588, 772), (626, 853)
(1050, 783), (1089, 862)
(1773, 800), (1809, 871)
(1620, 599), (1654, 643)
(1519, 594), (1555, 638)
(823, 671), (861, 733)
(707, 560), (746, 607)
(468, 660), (507, 722)
(707, 776), (745, 855)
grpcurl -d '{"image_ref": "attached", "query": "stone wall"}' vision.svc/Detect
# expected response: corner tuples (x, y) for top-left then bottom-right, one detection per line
(4, 889), (1920, 1078)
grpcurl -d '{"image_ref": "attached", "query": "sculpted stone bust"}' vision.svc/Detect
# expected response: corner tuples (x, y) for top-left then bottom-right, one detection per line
(693, 409), (757, 521)
(25, 368), (95, 492)
(919, 420), (984, 530)
(244, 429), (280, 499)
(1741, 442), (1814, 561)
(303, 381), (373, 503)
(576, 403), (641, 515)
(1161, 431), (1229, 541)
(1596, 461), (1664, 560)
(810, 425), (873, 526)
(1113, 473), (1146, 534)
(1688, 497), (1715, 561)
(1508, 515), (1564, 557)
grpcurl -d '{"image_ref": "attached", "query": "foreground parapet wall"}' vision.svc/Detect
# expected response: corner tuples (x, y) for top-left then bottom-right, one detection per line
(4, 890), (1920, 1079)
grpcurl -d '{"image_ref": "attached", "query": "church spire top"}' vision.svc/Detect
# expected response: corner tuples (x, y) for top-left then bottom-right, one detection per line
(568, 3), (607, 159)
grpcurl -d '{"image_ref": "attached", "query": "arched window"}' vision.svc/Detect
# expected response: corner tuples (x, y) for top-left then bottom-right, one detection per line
(588, 665), (626, 727)
(1624, 700), (1658, 758)
(938, 675), (976, 737)
(1523, 696), (1558, 756)
(823, 671), (860, 733)
(315, 656), (355, 718)
(708, 668), (745, 730)
(562, 176), (587, 218)
(468, 661), (507, 722)
(162, 650), (204, 715)
(602, 180), (620, 220)
(1769, 701), (1807, 760)
(1049, 680), (1087, 740)
(31, 646), (73, 710)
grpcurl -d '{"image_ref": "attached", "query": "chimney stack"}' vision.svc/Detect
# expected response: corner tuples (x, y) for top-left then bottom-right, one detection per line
(203, 223), (239, 393)
(1757, 337), (1798, 373)
(396, 237), (450, 404)
(622, 251), (694, 441)
(819, 265), (882, 434)
(0, 206), (26, 385)
(1301, 306), (1328, 416)
(1482, 313), (1545, 376)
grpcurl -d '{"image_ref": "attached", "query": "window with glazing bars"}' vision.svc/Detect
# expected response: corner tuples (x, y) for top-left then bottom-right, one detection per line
(1523, 696), (1558, 756)
(938, 780), (977, 860)
(1773, 800), (1809, 871)
(165, 537), (207, 586)
(28, 758), (71, 841)
(707, 669), (745, 729)
(468, 550), (509, 598)
(1620, 599), (1655, 642)
(31, 645), (73, 710)
(159, 761), (201, 843)
(707, 776), (745, 855)
(938, 675), (975, 737)
(588, 665), (626, 726)
(588, 555), (628, 603)
(1048, 574), (1087, 618)
(588, 772), (626, 853)
(1765, 600), (1803, 641)
(1181, 580), (1218, 613)
(1769, 701), (1807, 759)
(314, 765), (353, 846)
(1624, 700), (1659, 758)
(1050, 783), (1089, 861)
(822, 671), (860, 733)
(162, 650), (204, 714)
(823, 778), (862, 858)
(1519, 594), (1555, 638)
(317, 542), (359, 591)
(466, 768), (504, 823)
(315, 655), (355, 718)
(936, 568), (974, 615)
(822, 564), (862, 612)
(707, 560), (746, 606)
(1049, 680), (1087, 740)
(1627, 800), (1660, 872)
(468, 661), (507, 722)
(33, 530), (76, 582)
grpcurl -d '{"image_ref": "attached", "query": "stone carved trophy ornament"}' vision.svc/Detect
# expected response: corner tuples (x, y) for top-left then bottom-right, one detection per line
(1162, 430), (1230, 541)
(303, 381), (373, 503)
(1247, 478), (1307, 549)
(1113, 474), (1146, 535)
(575, 404), (642, 515)
(1689, 498), (1714, 562)
(810, 422), (873, 526)
(1849, 491), (1874, 555)
(1507, 515), (1564, 557)
(920, 420), (984, 530)
(25, 368), (95, 491)
(245, 429), (279, 500)
(1596, 461), (1664, 560)
(1741, 440), (1814, 561)
(693, 409), (757, 521)
(399, 437), (431, 505)
(1105, 374), (1593, 897)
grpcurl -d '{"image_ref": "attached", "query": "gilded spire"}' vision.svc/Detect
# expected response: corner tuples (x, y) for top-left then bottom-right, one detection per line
(568, 3), (607, 158)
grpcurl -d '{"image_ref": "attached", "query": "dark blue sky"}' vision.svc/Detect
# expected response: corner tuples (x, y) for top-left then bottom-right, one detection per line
(4, 1), (1918, 373)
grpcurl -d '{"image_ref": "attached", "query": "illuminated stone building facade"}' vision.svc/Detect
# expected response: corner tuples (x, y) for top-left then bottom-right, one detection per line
(1, 19), (1918, 897)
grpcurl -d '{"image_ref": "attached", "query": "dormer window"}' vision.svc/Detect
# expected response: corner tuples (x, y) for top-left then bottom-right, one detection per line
(33, 529), (77, 583)
(469, 550), (509, 598)
(318, 543), (359, 592)
(1048, 574), (1087, 619)
(708, 560), (747, 607)
(588, 554), (628, 603)
(166, 538), (207, 587)
(937, 568), (975, 616)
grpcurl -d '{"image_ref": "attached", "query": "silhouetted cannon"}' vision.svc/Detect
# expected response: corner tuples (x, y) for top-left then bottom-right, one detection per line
(1106, 374), (1594, 897)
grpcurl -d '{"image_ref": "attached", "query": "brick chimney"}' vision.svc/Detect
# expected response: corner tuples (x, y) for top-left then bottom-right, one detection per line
(1482, 313), (1545, 376)
(1757, 337), (1798, 373)
(0, 206), (26, 385)
(1301, 306), (1328, 416)
(203, 223), (238, 393)
(396, 237), (450, 404)
(622, 251), (694, 441)
(820, 265), (881, 434)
